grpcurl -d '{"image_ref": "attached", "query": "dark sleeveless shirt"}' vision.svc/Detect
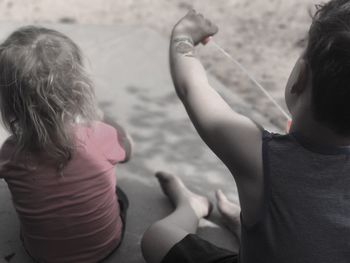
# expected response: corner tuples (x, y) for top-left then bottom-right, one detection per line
(240, 131), (350, 263)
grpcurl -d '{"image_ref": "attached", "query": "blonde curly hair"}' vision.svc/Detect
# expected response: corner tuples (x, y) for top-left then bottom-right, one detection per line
(0, 26), (100, 171)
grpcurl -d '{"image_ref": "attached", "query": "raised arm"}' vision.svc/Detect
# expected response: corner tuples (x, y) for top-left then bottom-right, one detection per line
(170, 10), (263, 187)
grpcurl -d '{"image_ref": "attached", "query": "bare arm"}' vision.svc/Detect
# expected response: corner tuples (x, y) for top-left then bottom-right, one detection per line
(103, 114), (133, 163)
(170, 11), (264, 225)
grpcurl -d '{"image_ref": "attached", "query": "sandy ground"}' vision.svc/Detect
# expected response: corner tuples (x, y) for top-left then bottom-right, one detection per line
(0, 23), (258, 263)
(0, 0), (319, 128)
(0, 2), (324, 262)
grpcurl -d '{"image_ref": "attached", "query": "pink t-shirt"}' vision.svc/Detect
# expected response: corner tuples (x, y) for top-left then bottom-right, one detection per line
(0, 121), (126, 263)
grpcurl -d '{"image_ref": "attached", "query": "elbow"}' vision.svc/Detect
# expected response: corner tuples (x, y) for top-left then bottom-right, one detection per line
(121, 134), (133, 163)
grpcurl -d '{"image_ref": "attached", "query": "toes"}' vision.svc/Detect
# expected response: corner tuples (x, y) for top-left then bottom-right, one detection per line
(205, 200), (214, 219)
(155, 171), (166, 178)
(216, 189), (240, 215)
(155, 171), (173, 182)
(216, 189), (229, 203)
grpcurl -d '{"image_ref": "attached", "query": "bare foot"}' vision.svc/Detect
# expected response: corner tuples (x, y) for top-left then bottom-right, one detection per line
(216, 189), (241, 238)
(155, 171), (212, 219)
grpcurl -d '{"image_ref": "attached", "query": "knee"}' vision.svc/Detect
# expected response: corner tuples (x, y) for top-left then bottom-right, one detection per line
(141, 225), (151, 258)
(142, 220), (187, 263)
(141, 223), (159, 260)
(141, 222), (170, 263)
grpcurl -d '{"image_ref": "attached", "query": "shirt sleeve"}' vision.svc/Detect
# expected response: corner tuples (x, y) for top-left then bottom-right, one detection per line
(93, 122), (126, 165)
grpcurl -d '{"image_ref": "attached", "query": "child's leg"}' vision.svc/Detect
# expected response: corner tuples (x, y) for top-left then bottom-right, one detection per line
(141, 172), (212, 263)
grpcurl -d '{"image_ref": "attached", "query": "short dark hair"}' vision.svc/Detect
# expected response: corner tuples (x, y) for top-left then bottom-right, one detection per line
(305, 0), (350, 135)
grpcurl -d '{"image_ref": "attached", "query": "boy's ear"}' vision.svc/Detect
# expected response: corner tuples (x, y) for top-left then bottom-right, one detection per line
(291, 59), (309, 94)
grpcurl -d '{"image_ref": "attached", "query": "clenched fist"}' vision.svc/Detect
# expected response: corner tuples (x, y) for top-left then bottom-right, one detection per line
(172, 10), (219, 46)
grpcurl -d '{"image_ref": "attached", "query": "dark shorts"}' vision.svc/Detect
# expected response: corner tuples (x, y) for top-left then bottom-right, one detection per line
(115, 186), (129, 242)
(98, 186), (129, 262)
(161, 234), (238, 263)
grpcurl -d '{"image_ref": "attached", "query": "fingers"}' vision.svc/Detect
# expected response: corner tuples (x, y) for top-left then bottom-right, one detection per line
(186, 8), (198, 17)
(173, 9), (219, 45)
(201, 36), (212, 45)
(216, 189), (229, 202)
(193, 10), (219, 38)
(187, 9), (196, 15)
(204, 17), (219, 36)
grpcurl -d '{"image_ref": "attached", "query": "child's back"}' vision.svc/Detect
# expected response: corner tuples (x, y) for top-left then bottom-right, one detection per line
(240, 131), (350, 262)
(0, 27), (130, 262)
(0, 122), (126, 262)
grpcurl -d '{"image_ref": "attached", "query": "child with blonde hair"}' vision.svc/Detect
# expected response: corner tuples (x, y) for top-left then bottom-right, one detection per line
(0, 26), (132, 262)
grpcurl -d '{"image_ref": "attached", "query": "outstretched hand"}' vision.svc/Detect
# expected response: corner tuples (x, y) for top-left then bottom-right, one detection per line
(172, 9), (219, 46)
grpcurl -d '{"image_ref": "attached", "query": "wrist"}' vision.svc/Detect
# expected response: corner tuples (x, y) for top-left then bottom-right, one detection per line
(172, 26), (193, 41)
(171, 35), (194, 46)
(171, 35), (195, 58)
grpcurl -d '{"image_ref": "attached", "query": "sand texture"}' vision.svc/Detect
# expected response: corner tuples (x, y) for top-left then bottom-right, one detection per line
(0, 0), (320, 128)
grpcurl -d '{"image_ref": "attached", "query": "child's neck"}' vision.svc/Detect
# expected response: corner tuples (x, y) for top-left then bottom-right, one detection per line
(290, 106), (350, 147)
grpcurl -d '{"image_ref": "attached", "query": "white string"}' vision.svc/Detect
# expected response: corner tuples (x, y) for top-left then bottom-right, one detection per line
(209, 40), (291, 121)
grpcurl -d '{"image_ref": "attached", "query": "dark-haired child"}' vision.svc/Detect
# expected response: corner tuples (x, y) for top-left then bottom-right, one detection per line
(141, 1), (350, 262)
(0, 26), (132, 262)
